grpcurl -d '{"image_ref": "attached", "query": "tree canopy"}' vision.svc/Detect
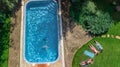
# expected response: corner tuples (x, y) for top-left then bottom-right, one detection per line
(70, 1), (113, 35)
(0, 0), (20, 13)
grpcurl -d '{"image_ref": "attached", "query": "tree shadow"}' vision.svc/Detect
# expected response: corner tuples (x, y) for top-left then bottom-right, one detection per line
(61, 0), (76, 40)
(92, 0), (120, 22)
(61, 0), (95, 39)
(12, 0), (22, 18)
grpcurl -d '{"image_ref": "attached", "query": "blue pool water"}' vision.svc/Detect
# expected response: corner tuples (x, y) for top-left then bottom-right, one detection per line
(24, 1), (59, 63)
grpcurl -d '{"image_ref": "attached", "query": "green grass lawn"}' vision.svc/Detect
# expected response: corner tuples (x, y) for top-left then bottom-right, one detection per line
(72, 37), (120, 67)
(107, 22), (120, 36)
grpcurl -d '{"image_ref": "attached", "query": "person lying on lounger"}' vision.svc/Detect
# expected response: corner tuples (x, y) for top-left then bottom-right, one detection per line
(89, 44), (99, 55)
(94, 41), (103, 52)
(80, 58), (94, 66)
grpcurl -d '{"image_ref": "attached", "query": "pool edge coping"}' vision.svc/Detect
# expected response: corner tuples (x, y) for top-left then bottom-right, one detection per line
(20, 0), (65, 67)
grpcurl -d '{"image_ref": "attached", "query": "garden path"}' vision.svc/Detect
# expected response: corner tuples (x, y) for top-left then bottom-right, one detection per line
(102, 34), (120, 39)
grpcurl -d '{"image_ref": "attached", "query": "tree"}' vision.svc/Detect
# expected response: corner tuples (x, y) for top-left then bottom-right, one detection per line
(70, 0), (85, 21)
(0, 0), (20, 13)
(0, 12), (6, 23)
(71, 1), (113, 35)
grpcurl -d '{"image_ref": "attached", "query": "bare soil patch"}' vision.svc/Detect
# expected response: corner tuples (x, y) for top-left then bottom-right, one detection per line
(61, 0), (92, 67)
(8, 7), (21, 67)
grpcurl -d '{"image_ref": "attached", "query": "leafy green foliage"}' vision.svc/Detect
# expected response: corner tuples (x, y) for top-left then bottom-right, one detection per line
(92, 0), (119, 21)
(0, 13), (10, 67)
(0, 0), (19, 13)
(70, 2), (82, 22)
(107, 22), (120, 36)
(0, 12), (6, 23)
(0, 49), (9, 67)
(0, 0), (19, 67)
(70, 0), (86, 21)
(70, 1), (113, 35)
(82, 1), (96, 14)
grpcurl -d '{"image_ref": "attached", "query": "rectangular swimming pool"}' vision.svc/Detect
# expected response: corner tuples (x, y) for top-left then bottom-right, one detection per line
(24, 0), (60, 64)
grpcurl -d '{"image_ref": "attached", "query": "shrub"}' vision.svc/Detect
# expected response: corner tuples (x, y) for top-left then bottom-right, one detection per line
(70, 1), (113, 35)
(0, 12), (10, 67)
(0, 0), (19, 13)
(0, 12), (6, 23)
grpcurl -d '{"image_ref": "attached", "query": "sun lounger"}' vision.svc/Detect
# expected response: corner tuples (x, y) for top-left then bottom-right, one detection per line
(84, 50), (95, 58)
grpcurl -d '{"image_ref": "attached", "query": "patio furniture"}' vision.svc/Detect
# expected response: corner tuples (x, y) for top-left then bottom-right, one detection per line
(84, 50), (95, 58)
